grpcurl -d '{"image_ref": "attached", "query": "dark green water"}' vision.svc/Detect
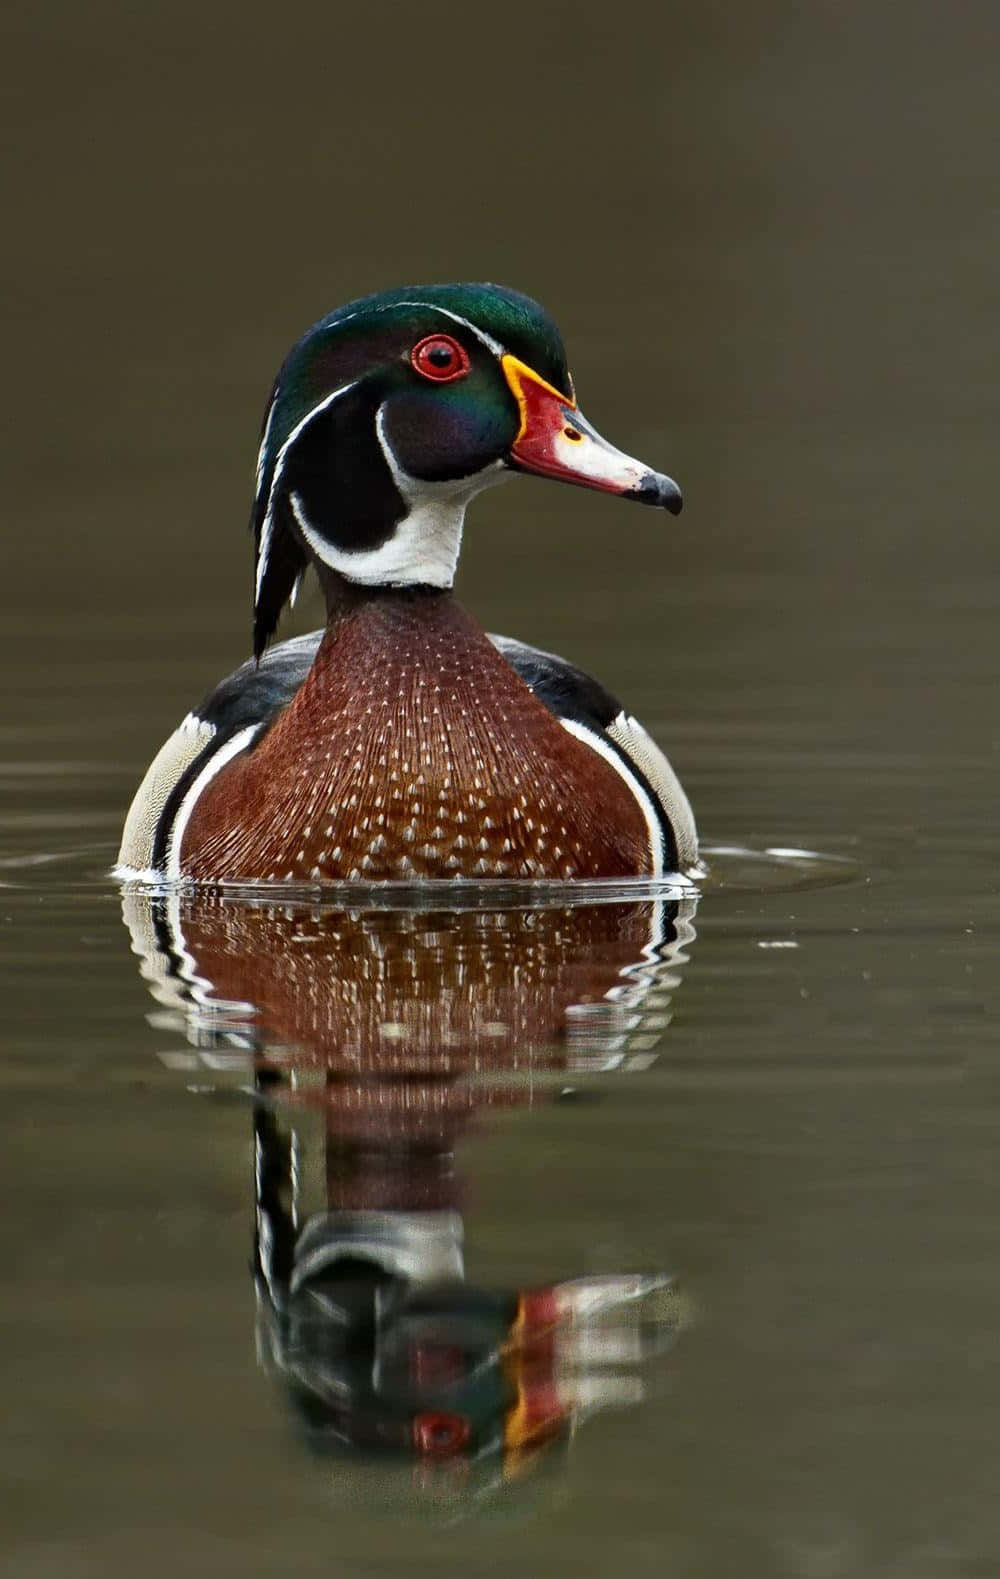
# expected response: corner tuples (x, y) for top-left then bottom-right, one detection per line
(3, 2), (998, 1574)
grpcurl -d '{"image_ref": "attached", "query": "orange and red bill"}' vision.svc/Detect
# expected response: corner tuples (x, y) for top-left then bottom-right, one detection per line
(502, 354), (682, 514)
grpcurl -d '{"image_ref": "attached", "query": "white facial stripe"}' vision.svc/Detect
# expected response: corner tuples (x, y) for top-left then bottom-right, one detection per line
(285, 404), (506, 588)
(559, 716), (666, 876)
(254, 378), (359, 604)
(254, 392), (278, 503)
(254, 302), (506, 608)
(254, 517), (276, 606)
(391, 301), (505, 357)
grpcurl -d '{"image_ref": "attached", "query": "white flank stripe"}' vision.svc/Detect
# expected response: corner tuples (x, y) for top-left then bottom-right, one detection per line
(165, 725), (260, 879)
(559, 717), (666, 876)
(605, 712), (698, 869)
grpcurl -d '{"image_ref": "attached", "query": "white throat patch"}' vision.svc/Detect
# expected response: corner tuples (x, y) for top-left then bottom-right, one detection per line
(288, 404), (506, 589)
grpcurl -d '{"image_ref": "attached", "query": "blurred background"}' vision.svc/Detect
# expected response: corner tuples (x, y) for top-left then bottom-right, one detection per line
(5, 0), (996, 817)
(3, 1), (998, 1575)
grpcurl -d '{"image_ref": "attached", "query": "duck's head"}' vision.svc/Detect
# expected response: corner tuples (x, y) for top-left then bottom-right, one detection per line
(251, 283), (682, 656)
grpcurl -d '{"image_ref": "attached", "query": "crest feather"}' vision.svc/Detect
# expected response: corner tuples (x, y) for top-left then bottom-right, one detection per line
(251, 490), (307, 660)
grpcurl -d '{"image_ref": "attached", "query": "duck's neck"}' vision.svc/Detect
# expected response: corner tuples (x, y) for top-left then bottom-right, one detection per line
(316, 565), (453, 626)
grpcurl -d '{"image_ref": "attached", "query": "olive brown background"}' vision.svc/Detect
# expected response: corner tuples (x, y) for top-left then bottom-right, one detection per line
(3, 2), (998, 1575)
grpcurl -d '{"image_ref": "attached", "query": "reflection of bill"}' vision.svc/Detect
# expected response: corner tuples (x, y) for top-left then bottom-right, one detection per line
(121, 888), (696, 1490)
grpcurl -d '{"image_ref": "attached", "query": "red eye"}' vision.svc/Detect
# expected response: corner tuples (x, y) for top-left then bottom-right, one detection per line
(410, 334), (470, 383)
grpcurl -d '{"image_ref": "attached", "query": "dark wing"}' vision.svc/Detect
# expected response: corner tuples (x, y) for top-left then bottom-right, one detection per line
(489, 633), (698, 873)
(193, 630), (323, 736)
(489, 634), (623, 730)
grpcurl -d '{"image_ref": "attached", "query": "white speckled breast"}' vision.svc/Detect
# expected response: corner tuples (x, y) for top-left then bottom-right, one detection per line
(179, 591), (651, 881)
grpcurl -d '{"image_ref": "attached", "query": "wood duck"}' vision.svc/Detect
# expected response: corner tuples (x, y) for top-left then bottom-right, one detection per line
(117, 283), (697, 883)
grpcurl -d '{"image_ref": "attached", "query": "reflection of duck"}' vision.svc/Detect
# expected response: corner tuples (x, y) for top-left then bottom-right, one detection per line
(122, 888), (696, 1492)
(253, 1081), (683, 1486)
(117, 283), (696, 885)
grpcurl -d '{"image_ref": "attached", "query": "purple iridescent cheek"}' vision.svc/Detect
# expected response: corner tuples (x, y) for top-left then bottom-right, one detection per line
(381, 387), (517, 483)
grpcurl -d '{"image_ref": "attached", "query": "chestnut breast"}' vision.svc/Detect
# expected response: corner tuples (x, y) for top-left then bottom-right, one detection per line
(180, 593), (650, 881)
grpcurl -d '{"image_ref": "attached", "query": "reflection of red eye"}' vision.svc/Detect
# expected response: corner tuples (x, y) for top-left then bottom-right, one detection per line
(413, 1411), (471, 1458)
(411, 334), (470, 383)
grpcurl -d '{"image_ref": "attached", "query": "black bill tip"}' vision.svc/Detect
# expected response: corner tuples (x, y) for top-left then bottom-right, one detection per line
(631, 471), (683, 515)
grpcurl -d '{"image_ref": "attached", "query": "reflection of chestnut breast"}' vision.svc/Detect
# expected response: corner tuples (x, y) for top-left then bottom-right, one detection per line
(178, 897), (665, 1072)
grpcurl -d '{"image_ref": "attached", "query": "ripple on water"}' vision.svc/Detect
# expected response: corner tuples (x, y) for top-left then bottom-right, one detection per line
(697, 842), (860, 896)
(0, 833), (860, 906)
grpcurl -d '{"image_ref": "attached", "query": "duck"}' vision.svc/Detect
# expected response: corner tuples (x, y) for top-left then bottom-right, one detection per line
(117, 283), (697, 884)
